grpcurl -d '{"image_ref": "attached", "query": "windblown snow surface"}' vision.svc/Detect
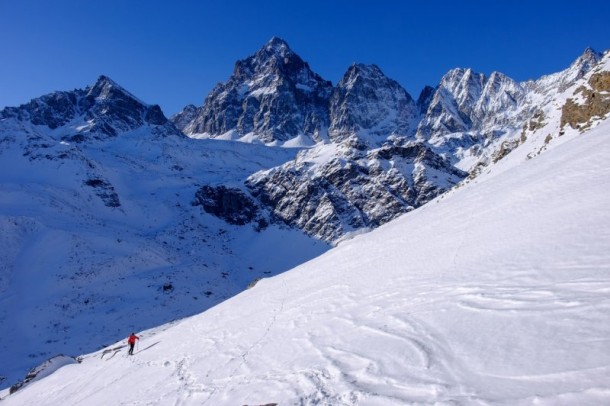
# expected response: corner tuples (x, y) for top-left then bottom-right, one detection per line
(3, 120), (610, 404)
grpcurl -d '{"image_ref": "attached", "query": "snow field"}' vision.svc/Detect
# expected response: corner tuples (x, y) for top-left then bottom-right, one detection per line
(4, 111), (610, 405)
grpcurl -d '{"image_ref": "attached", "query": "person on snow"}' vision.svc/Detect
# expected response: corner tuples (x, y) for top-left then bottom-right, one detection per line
(127, 333), (139, 355)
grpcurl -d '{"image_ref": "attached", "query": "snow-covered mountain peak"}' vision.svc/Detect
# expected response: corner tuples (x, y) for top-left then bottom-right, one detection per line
(531, 47), (604, 96)
(440, 67), (486, 102)
(442, 67), (482, 85)
(487, 70), (511, 83)
(75, 75), (175, 136)
(555, 47), (604, 86)
(572, 47), (603, 71)
(261, 36), (292, 57)
(234, 36), (314, 83)
(0, 75), (178, 142)
(86, 75), (145, 105)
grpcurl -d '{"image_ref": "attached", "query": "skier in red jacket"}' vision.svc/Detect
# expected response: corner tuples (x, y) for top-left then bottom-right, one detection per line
(127, 333), (139, 355)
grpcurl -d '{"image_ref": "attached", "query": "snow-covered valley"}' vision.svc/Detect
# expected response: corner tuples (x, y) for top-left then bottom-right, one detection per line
(3, 110), (610, 406)
(0, 118), (330, 389)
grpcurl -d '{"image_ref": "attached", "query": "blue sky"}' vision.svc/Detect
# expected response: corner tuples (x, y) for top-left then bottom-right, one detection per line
(1, 0), (608, 116)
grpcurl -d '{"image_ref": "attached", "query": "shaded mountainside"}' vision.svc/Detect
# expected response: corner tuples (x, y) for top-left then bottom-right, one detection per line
(0, 76), (329, 389)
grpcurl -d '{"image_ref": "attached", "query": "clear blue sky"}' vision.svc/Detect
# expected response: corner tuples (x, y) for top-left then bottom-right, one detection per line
(1, 0), (608, 116)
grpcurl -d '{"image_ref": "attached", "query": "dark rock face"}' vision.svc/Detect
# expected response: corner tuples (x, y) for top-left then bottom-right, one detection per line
(1, 92), (78, 130)
(144, 105), (169, 126)
(247, 139), (467, 242)
(417, 86), (436, 115)
(84, 178), (121, 208)
(170, 104), (199, 131)
(329, 64), (418, 144)
(178, 37), (333, 143)
(192, 185), (258, 226)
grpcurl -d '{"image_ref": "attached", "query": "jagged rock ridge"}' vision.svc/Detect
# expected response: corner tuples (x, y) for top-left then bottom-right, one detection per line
(1, 75), (180, 141)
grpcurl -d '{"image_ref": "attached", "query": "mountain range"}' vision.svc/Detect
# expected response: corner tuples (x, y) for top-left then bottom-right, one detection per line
(0, 37), (609, 395)
(173, 38), (604, 241)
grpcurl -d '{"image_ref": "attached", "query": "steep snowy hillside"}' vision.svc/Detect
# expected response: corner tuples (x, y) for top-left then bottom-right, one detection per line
(4, 106), (609, 406)
(0, 78), (329, 389)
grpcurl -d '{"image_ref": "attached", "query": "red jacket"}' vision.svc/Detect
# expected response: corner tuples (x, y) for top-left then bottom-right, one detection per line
(127, 334), (139, 344)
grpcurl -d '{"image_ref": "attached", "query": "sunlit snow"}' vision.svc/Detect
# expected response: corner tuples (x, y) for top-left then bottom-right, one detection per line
(3, 117), (609, 406)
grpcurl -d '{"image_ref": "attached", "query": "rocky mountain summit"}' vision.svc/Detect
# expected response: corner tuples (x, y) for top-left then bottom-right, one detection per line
(173, 39), (467, 241)
(1, 75), (181, 142)
(328, 63), (418, 144)
(176, 37), (333, 144)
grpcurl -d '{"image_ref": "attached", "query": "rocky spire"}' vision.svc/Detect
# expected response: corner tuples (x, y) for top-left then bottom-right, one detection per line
(176, 37), (333, 144)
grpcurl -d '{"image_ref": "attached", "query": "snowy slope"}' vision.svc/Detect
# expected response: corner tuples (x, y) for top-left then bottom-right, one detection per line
(0, 91), (330, 389)
(3, 116), (609, 404)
